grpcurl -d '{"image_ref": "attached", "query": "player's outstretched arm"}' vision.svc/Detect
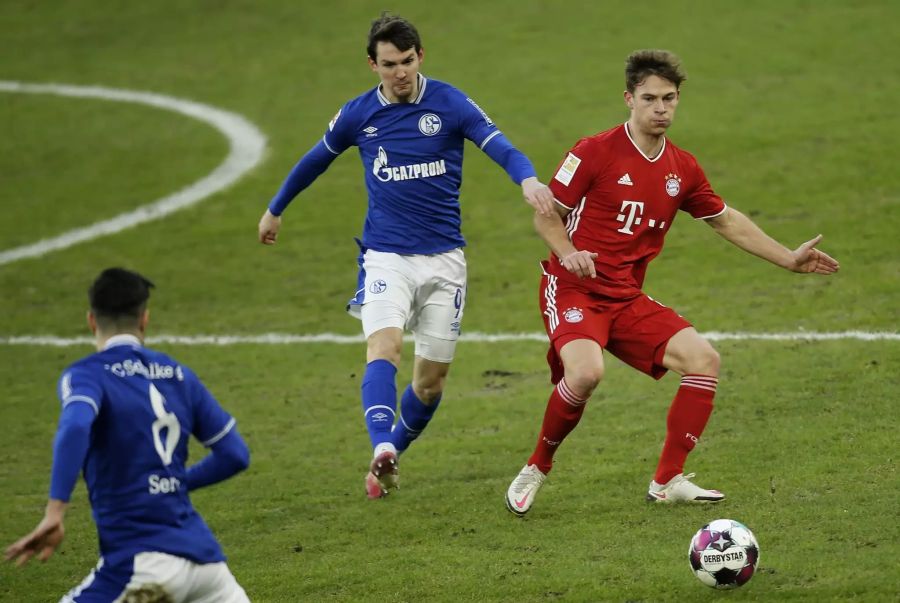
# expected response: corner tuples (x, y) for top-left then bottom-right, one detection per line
(258, 209), (282, 245)
(707, 207), (840, 275)
(6, 400), (95, 566)
(534, 205), (597, 279)
(260, 139), (342, 244)
(4, 500), (68, 567)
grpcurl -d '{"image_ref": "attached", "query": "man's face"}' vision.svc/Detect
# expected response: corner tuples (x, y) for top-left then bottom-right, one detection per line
(369, 41), (423, 103)
(625, 75), (680, 136)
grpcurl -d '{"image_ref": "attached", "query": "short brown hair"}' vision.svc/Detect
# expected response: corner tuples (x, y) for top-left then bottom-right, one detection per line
(367, 13), (422, 61)
(625, 50), (686, 92)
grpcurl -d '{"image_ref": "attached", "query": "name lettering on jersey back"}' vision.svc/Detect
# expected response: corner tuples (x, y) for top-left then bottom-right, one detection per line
(105, 359), (185, 381)
(148, 474), (181, 495)
(616, 200), (667, 235)
(372, 146), (447, 183)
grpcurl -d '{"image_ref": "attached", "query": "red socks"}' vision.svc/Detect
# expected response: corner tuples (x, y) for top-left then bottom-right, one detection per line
(528, 379), (587, 474)
(653, 374), (717, 484)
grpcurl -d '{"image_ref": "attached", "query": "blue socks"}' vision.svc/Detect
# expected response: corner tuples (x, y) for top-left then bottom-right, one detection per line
(362, 361), (442, 453)
(390, 385), (441, 453)
(361, 359), (397, 449)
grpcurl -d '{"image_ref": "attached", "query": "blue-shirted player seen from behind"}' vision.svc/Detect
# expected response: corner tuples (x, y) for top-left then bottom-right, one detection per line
(258, 13), (555, 499)
(5, 268), (251, 602)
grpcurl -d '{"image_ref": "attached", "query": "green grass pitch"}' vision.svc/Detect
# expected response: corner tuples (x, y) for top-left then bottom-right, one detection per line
(1, 1), (898, 601)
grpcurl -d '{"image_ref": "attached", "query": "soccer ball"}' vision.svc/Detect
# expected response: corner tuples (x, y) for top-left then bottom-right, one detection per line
(689, 518), (759, 589)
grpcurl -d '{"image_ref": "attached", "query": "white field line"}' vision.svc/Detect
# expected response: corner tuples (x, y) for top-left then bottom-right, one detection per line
(0, 331), (897, 347)
(0, 81), (267, 266)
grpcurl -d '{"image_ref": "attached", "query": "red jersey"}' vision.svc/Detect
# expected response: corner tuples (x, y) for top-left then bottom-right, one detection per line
(547, 123), (726, 298)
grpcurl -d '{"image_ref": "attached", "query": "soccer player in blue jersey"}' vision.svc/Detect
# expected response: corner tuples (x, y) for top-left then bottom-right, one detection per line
(5, 268), (250, 602)
(258, 13), (555, 499)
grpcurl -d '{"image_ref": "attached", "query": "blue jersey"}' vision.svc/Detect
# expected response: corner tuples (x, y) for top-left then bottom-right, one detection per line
(57, 335), (235, 566)
(326, 74), (520, 254)
(269, 74), (535, 255)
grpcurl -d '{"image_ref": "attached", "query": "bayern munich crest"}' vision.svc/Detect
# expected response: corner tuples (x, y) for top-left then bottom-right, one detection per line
(665, 172), (681, 197)
(563, 307), (584, 323)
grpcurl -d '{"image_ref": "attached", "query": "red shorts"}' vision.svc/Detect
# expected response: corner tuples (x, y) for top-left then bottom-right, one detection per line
(539, 270), (692, 383)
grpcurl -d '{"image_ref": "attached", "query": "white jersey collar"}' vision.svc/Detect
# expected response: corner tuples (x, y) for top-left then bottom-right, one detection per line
(624, 122), (667, 163)
(376, 73), (428, 106)
(103, 334), (142, 350)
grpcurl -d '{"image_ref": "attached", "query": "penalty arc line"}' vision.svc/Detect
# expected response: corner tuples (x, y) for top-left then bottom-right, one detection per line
(0, 331), (897, 347)
(0, 81), (267, 266)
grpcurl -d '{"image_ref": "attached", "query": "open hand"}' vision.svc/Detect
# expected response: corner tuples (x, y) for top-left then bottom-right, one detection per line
(5, 515), (65, 567)
(789, 235), (840, 274)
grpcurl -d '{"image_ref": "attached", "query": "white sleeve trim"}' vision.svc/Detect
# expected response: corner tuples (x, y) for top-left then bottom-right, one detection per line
(201, 417), (236, 447)
(695, 203), (728, 220)
(322, 136), (339, 155)
(479, 130), (502, 150)
(63, 395), (99, 415)
(555, 197), (577, 211)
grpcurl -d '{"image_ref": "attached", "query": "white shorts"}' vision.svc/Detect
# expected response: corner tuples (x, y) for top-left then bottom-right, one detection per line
(62, 552), (249, 603)
(350, 248), (466, 363)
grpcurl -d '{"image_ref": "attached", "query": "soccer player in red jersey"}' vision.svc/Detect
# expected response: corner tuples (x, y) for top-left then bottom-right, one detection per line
(506, 50), (840, 515)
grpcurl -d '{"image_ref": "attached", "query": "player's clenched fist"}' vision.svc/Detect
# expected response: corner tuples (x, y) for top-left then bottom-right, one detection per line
(258, 210), (282, 245)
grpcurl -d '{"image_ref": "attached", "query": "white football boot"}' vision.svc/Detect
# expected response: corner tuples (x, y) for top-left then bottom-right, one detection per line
(506, 464), (547, 516)
(646, 472), (724, 503)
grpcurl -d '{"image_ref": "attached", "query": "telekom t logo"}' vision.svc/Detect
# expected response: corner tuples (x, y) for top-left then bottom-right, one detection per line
(616, 200), (644, 234)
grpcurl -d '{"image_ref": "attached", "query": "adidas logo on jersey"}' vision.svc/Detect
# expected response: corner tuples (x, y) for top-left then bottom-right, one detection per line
(617, 173), (633, 186)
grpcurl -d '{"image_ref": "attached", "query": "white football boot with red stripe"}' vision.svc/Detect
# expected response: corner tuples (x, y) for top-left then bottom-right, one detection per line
(647, 472), (725, 503)
(506, 464), (547, 516)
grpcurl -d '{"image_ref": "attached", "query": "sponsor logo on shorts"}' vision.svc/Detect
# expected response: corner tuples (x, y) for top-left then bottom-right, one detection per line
(563, 307), (584, 323)
(369, 280), (387, 294)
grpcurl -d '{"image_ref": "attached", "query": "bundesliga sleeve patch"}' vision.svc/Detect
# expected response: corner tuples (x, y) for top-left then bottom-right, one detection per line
(554, 153), (582, 186)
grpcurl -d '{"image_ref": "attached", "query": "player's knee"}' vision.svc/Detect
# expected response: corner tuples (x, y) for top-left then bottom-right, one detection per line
(367, 337), (402, 366)
(412, 375), (445, 404)
(565, 363), (604, 398)
(688, 344), (720, 376)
